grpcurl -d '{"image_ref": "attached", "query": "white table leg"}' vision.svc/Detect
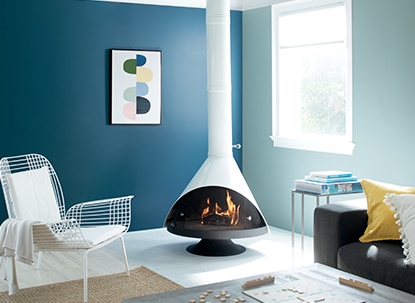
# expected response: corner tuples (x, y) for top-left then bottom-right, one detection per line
(301, 193), (304, 251)
(291, 190), (295, 248)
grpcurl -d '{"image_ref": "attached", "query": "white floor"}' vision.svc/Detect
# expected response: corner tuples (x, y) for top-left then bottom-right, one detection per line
(0, 226), (313, 291)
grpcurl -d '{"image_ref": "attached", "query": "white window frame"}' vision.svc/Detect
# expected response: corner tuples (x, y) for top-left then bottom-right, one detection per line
(270, 0), (354, 155)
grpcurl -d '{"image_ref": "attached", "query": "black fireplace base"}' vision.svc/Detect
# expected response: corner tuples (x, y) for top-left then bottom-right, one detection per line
(186, 239), (246, 256)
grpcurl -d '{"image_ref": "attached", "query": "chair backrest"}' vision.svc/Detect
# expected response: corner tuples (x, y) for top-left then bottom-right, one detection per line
(0, 154), (65, 222)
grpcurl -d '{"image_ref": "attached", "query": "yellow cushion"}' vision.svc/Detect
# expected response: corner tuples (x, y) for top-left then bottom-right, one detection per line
(359, 179), (415, 242)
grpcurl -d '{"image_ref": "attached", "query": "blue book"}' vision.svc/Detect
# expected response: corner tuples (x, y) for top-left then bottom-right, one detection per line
(295, 179), (363, 195)
(305, 175), (358, 183)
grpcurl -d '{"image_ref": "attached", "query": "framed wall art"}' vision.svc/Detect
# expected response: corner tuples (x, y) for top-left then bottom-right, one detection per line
(111, 49), (162, 124)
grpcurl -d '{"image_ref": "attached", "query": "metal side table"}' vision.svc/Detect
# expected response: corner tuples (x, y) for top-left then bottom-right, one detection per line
(291, 189), (363, 250)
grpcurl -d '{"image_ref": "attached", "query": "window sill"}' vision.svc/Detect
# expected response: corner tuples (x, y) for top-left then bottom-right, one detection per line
(269, 135), (355, 155)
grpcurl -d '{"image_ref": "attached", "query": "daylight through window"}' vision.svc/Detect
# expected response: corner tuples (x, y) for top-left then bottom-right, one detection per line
(271, 0), (354, 154)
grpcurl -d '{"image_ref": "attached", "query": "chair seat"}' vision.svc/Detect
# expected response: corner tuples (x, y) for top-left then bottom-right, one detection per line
(81, 225), (126, 246)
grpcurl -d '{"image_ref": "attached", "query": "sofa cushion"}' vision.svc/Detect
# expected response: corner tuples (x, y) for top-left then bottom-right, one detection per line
(338, 241), (415, 295)
(359, 179), (415, 243)
(384, 193), (415, 265)
(314, 199), (367, 268)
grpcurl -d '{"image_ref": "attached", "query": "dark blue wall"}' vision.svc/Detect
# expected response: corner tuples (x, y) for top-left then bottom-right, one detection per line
(0, 0), (242, 231)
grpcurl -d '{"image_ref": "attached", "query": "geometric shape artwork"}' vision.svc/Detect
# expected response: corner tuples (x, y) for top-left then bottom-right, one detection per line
(111, 49), (162, 124)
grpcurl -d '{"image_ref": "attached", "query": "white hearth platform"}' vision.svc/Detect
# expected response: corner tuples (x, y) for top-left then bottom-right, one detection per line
(110, 226), (313, 287)
(0, 226), (313, 291)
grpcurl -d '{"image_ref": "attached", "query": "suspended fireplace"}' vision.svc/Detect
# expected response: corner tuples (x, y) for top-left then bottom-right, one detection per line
(164, 0), (269, 256)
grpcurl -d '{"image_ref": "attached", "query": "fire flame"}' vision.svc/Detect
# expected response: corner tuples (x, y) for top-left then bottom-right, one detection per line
(200, 190), (240, 225)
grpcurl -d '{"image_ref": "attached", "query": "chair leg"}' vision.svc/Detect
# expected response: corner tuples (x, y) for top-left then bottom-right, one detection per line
(36, 252), (43, 269)
(0, 256), (4, 274)
(120, 236), (130, 276)
(83, 251), (89, 303)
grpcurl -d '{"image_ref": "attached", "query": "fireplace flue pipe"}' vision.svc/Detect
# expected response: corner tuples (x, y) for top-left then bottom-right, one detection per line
(206, 0), (233, 159)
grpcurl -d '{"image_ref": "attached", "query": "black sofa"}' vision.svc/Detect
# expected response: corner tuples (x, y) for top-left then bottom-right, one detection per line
(314, 198), (415, 295)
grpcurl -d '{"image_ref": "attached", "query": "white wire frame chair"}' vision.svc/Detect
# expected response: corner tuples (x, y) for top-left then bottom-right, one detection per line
(0, 153), (133, 302)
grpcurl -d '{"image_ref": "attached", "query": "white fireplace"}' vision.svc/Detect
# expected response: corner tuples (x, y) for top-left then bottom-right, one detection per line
(164, 0), (269, 256)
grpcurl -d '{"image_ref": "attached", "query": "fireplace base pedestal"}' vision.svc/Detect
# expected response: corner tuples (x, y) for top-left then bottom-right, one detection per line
(186, 239), (246, 256)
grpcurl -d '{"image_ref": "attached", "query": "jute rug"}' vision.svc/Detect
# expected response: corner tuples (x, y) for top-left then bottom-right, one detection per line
(0, 266), (183, 303)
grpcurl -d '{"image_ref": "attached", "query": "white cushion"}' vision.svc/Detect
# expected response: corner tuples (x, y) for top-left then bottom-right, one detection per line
(8, 166), (61, 222)
(384, 193), (415, 265)
(80, 225), (126, 245)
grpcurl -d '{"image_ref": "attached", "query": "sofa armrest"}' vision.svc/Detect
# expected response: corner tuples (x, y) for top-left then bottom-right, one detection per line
(313, 199), (367, 268)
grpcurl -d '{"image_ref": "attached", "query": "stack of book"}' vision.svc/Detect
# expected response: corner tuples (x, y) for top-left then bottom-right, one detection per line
(295, 170), (363, 194)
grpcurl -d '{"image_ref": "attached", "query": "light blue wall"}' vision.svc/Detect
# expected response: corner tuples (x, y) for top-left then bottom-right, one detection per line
(0, 0), (242, 231)
(242, 0), (415, 236)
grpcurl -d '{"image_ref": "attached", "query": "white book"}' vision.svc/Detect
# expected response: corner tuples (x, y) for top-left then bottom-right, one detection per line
(309, 170), (353, 179)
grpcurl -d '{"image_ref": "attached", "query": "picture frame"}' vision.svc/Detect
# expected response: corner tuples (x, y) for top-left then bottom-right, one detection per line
(110, 49), (162, 124)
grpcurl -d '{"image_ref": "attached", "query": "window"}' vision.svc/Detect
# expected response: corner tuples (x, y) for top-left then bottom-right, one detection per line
(271, 0), (354, 154)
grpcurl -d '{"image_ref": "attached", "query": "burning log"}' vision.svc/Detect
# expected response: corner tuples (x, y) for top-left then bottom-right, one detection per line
(200, 190), (240, 226)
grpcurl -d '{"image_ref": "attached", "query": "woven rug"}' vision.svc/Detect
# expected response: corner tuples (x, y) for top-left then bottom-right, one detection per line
(0, 266), (183, 303)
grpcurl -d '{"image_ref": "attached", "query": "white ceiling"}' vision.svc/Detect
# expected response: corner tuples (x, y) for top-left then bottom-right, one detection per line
(92, 0), (293, 11)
